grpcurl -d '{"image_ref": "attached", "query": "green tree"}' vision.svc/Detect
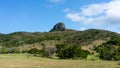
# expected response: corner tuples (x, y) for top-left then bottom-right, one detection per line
(28, 48), (42, 56)
(94, 38), (120, 61)
(114, 47), (120, 60)
(56, 44), (90, 59)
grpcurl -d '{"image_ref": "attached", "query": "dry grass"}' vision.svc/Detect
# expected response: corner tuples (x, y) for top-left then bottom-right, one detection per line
(17, 43), (43, 52)
(81, 40), (106, 53)
(0, 54), (119, 68)
(17, 40), (59, 52)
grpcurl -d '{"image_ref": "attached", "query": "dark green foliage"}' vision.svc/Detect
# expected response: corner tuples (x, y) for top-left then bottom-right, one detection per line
(56, 44), (70, 59)
(94, 37), (120, 61)
(28, 48), (42, 54)
(28, 48), (43, 56)
(107, 37), (120, 46)
(56, 44), (90, 59)
(65, 29), (120, 45)
(94, 44), (115, 60)
(114, 47), (120, 60)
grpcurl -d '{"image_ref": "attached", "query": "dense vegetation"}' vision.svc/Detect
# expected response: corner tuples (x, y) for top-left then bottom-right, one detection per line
(0, 29), (119, 48)
(94, 37), (120, 60)
(56, 44), (90, 59)
(0, 23), (120, 60)
(27, 44), (90, 59)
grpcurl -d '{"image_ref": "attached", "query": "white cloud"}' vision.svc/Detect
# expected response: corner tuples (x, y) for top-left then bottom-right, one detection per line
(106, 0), (120, 18)
(80, 27), (87, 31)
(64, 8), (70, 12)
(49, 0), (65, 3)
(66, 13), (85, 22)
(80, 3), (106, 16)
(65, 0), (120, 32)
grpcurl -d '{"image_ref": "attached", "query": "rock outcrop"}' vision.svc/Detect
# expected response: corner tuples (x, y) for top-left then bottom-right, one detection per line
(50, 22), (66, 32)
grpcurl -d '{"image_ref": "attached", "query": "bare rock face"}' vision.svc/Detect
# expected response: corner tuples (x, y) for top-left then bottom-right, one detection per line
(50, 22), (66, 32)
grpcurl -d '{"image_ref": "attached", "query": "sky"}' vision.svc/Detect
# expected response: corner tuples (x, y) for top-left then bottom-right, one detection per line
(0, 0), (120, 34)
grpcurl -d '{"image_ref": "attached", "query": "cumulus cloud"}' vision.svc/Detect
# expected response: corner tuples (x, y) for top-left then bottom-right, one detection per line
(65, 0), (120, 33)
(66, 13), (86, 22)
(49, 0), (65, 3)
(80, 3), (107, 16)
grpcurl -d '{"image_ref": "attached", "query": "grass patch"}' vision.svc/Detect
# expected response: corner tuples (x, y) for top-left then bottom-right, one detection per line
(0, 53), (119, 68)
(87, 55), (100, 61)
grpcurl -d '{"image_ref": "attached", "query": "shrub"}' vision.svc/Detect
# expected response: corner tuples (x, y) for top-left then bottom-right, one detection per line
(28, 48), (43, 56)
(56, 44), (90, 59)
(0, 48), (8, 54)
(94, 44), (116, 60)
(0, 47), (20, 54)
(114, 47), (120, 60)
(94, 38), (120, 61)
(43, 45), (56, 58)
(27, 45), (56, 58)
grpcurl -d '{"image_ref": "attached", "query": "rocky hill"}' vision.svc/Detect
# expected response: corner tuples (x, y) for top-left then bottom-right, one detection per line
(50, 22), (66, 32)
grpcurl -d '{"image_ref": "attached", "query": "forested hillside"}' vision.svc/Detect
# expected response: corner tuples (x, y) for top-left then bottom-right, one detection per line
(0, 23), (120, 60)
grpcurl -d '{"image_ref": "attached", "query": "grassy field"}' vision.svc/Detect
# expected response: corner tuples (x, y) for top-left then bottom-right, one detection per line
(0, 54), (119, 68)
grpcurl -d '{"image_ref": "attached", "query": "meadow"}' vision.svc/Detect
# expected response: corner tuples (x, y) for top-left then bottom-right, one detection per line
(0, 54), (119, 68)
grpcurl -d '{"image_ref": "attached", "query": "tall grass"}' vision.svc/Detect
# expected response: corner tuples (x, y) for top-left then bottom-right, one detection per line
(0, 54), (119, 68)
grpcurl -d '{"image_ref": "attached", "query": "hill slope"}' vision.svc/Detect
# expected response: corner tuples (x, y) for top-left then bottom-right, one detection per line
(0, 23), (120, 52)
(0, 29), (119, 46)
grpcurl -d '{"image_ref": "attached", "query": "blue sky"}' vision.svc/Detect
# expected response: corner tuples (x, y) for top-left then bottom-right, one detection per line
(0, 0), (120, 34)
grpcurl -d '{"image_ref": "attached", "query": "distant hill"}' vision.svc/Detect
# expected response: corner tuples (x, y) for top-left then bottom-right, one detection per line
(0, 22), (120, 52)
(65, 29), (120, 45)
